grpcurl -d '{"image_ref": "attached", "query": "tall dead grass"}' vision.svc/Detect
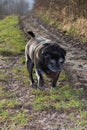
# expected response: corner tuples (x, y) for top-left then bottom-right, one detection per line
(34, 0), (87, 42)
(62, 18), (87, 41)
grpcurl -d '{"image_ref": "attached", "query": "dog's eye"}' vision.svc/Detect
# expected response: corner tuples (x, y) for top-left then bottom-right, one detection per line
(45, 54), (51, 59)
(50, 59), (56, 65)
(59, 58), (64, 63)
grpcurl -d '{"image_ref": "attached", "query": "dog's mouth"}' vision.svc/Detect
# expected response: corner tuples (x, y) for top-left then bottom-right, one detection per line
(46, 64), (61, 78)
(48, 65), (61, 72)
(46, 71), (59, 78)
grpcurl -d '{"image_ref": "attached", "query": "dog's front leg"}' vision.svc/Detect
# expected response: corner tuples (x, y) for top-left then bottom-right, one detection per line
(52, 72), (61, 89)
(36, 68), (44, 90)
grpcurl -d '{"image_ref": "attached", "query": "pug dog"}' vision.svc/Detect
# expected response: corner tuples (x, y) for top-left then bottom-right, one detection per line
(25, 31), (66, 90)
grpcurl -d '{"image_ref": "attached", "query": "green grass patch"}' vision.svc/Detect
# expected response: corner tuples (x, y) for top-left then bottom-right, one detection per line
(11, 65), (30, 85)
(9, 111), (29, 126)
(0, 15), (30, 129)
(0, 15), (27, 55)
(32, 85), (84, 111)
(12, 66), (28, 77)
(59, 70), (68, 81)
(31, 70), (87, 127)
(0, 110), (29, 128)
(0, 99), (19, 109)
(29, 71), (86, 114)
(19, 56), (26, 64)
(0, 70), (8, 82)
(80, 111), (87, 119)
(0, 98), (30, 128)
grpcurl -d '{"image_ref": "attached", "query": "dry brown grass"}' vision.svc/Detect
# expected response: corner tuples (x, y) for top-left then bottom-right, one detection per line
(36, 8), (87, 42)
(34, 0), (87, 42)
(62, 18), (87, 41)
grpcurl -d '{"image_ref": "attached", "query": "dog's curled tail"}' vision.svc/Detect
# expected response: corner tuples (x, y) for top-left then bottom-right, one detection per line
(27, 31), (35, 38)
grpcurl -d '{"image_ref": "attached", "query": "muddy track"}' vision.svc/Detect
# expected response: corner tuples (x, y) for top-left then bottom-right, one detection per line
(20, 14), (87, 90)
(0, 15), (87, 130)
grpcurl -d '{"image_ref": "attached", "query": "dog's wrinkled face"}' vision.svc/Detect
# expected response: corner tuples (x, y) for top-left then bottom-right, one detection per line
(44, 53), (64, 72)
(41, 45), (66, 74)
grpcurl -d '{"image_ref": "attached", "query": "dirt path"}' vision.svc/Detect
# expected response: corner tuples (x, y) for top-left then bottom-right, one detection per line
(20, 14), (87, 90)
(0, 15), (87, 130)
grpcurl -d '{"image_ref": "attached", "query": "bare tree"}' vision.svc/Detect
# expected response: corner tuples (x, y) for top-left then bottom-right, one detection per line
(0, 0), (30, 15)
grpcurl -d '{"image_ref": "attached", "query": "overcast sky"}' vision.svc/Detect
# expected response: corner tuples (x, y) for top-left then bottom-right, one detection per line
(27, 0), (35, 10)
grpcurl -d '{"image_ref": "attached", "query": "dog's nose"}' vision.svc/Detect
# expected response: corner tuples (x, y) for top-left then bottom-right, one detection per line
(58, 66), (63, 71)
(51, 60), (55, 66)
(51, 62), (54, 66)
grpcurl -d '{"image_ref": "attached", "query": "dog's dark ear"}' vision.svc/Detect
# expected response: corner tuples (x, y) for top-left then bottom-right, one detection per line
(63, 49), (66, 56)
(60, 48), (66, 56)
(27, 31), (35, 37)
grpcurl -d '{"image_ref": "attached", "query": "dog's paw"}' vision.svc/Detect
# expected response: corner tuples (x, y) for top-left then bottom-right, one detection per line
(51, 86), (58, 90)
(38, 85), (45, 90)
(30, 83), (37, 88)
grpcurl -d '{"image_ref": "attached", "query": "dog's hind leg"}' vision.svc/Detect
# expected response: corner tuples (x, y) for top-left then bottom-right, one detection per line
(52, 72), (60, 89)
(26, 57), (35, 87)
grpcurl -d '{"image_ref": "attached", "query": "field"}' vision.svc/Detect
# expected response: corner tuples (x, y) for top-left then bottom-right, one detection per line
(0, 15), (87, 130)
